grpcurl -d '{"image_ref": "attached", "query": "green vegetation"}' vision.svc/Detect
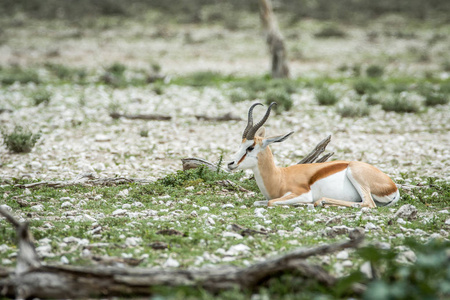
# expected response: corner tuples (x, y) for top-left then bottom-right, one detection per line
(315, 87), (339, 105)
(31, 88), (52, 106)
(0, 66), (40, 85)
(353, 78), (381, 95)
(423, 92), (449, 106)
(1, 126), (41, 153)
(381, 93), (422, 113)
(314, 25), (347, 38)
(0, 171), (448, 298)
(366, 65), (384, 78)
(336, 99), (370, 118)
(264, 88), (293, 113)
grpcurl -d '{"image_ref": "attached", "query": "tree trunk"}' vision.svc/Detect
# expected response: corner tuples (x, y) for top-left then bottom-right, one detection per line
(259, 0), (290, 78)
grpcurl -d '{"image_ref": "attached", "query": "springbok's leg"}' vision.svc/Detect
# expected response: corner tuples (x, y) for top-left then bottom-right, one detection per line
(267, 192), (313, 206)
(314, 197), (361, 208)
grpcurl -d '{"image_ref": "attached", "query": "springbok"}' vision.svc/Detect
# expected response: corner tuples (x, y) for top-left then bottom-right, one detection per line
(227, 103), (400, 208)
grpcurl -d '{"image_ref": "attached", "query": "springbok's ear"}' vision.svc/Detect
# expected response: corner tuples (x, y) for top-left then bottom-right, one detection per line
(255, 127), (266, 138)
(262, 131), (294, 148)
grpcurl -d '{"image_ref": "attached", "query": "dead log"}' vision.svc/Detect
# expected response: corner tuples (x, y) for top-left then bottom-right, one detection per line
(14, 173), (152, 189)
(195, 112), (242, 122)
(110, 112), (171, 121)
(0, 108), (13, 114)
(258, 0), (290, 78)
(298, 135), (334, 164)
(0, 207), (365, 299)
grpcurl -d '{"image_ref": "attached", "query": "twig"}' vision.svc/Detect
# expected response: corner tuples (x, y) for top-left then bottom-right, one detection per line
(110, 112), (171, 121)
(195, 112), (242, 122)
(14, 173), (152, 189)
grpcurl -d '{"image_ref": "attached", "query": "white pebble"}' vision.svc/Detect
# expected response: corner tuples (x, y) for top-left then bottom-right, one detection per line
(112, 209), (127, 216)
(163, 257), (180, 268)
(92, 163), (106, 171)
(222, 204), (234, 209)
(60, 256), (69, 264)
(82, 214), (97, 222)
(31, 204), (44, 212)
(125, 237), (142, 246)
(0, 204), (12, 211)
(61, 201), (73, 208)
(30, 161), (42, 169)
(206, 217), (215, 225)
(222, 232), (243, 239)
(200, 206), (210, 211)
(336, 250), (349, 260)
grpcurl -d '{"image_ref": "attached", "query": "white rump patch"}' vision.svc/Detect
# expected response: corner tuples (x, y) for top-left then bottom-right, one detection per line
(311, 169), (361, 203)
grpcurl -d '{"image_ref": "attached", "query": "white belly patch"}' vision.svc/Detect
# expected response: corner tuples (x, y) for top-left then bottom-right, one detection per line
(310, 169), (362, 203)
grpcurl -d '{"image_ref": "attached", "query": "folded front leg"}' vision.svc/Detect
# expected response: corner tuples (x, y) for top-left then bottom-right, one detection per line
(268, 191), (313, 206)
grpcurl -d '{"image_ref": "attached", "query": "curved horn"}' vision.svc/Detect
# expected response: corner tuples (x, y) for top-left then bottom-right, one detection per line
(242, 103), (263, 139)
(246, 102), (277, 140)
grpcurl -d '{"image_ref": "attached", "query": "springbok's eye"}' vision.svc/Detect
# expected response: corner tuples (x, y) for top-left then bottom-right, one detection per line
(247, 146), (254, 152)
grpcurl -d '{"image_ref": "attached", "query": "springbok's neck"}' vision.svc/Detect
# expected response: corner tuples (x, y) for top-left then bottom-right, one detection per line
(252, 146), (281, 200)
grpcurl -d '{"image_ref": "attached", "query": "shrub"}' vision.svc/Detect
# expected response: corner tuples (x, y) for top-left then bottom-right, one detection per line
(366, 64), (384, 78)
(139, 129), (149, 137)
(1, 126), (41, 153)
(381, 92), (423, 113)
(107, 62), (126, 76)
(31, 89), (52, 106)
(229, 89), (249, 103)
(353, 78), (381, 95)
(315, 87), (339, 105)
(336, 99), (370, 118)
(45, 63), (88, 82)
(423, 92), (449, 106)
(365, 94), (383, 106)
(391, 82), (410, 93)
(264, 88), (293, 113)
(0, 67), (40, 85)
(314, 25), (347, 38)
(358, 239), (450, 300)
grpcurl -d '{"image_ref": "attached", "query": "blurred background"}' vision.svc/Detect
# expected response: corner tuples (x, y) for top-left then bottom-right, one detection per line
(1, 0), (450, 76)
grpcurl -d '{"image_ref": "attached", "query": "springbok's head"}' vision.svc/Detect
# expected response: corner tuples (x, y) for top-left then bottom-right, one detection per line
(227, 102), (294, 171)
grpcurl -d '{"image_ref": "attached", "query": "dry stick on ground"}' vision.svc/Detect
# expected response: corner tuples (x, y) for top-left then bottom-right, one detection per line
(195, 112), (242, 122)
(259, 0), (290, 78)
(15, 173), (152, 189)
(0, 207), (365, 299)
(110, 112), (171, 121)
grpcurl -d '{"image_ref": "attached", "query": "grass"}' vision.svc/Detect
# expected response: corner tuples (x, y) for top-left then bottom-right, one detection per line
(0, 66), (40, 85)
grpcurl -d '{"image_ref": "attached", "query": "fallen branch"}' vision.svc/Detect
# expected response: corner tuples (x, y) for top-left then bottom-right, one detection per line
(195, 112), (242, 122)
(298, 135), (334, 164)
(110, 112), (171, 121)
(0, 108), (13, 114)
(231, 224), (268, 236)
(15, 173), (152, 189)
(181, 157), (224, 172)
(0, 208), (365, 299)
